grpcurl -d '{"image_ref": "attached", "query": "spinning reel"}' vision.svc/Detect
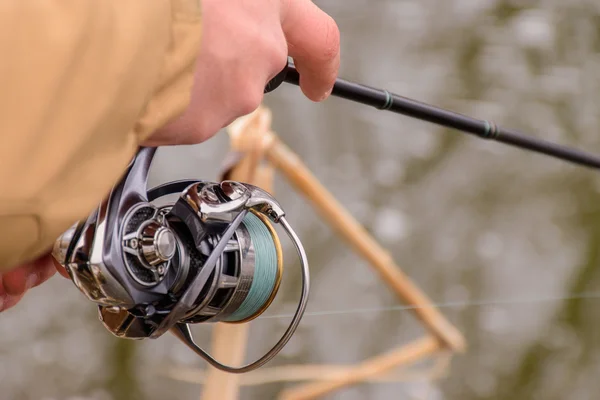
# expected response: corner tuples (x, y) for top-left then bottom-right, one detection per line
(52, 147), (309, 373)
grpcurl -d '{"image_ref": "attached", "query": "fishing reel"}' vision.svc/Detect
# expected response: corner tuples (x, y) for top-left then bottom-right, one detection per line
(51, 147), (309, 373)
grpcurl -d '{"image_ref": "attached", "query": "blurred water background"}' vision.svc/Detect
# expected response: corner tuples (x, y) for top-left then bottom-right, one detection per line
(4, 0), (600, 399)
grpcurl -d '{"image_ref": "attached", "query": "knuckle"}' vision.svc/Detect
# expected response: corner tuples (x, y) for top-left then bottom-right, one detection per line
(237, 85), (263, 116)
(264, 35), (289, 75)
(272, 42), (289, 71)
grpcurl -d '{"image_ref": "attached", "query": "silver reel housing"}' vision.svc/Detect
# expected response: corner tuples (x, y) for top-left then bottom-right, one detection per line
(52, 147), (309, 373)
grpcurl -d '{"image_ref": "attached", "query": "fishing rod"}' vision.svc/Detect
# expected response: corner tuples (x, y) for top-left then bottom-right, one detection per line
(265, 60), (600, 170)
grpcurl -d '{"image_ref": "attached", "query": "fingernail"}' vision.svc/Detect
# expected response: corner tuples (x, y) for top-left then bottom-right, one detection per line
(26, 274), (38, 290)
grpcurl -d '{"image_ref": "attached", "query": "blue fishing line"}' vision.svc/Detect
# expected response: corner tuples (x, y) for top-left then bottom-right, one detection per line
(225, 213), (278, 322)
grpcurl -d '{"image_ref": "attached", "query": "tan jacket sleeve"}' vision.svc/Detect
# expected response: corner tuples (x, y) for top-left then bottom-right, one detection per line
(0, 0), (202, 271)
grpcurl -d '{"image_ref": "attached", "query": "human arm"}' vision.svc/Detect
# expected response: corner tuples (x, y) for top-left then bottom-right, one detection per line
(0, 0), (340, 310)
(0, 0), (203, 273)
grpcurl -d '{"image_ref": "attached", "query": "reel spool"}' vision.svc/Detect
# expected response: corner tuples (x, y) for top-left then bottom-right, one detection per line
(52, 147), (309, 373)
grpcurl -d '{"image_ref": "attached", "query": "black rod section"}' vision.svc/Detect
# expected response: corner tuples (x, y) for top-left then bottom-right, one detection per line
(266, 61), (600, 170)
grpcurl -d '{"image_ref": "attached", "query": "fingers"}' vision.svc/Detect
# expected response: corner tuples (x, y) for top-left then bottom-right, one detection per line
(2, 254), (57, 297)
(281, 0), (340, 101)
(0, 254), (58, 312)
(38, 256), (60, 283)
(148, 0), (290, 146)
(3, 261), (37, 296)
(0, 292), (25, 313)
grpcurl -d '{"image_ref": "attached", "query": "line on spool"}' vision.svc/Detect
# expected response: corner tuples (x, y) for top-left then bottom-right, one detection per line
(224, 211), (282, 323)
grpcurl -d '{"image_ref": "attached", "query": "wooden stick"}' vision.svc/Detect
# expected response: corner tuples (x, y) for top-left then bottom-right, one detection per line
(278, 336), (441, 400)
(200, 107), (276, 400)
(264, 138), (466, 352)
(201, 323), (250, 400)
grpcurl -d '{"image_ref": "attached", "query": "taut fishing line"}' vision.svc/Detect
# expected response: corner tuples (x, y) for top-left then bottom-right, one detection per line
(258, 291), (600, 320)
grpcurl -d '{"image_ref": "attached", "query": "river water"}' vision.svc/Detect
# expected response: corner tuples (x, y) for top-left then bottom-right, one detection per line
(3, 1), (600, 399)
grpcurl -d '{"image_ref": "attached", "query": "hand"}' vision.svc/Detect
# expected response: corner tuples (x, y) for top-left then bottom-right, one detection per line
(0, 253), (67, 312)
(0, 0), (340, 311)
(144, 0), (340, 146)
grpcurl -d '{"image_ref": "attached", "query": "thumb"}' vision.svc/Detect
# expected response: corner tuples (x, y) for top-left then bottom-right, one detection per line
(281, 0), (340, 101)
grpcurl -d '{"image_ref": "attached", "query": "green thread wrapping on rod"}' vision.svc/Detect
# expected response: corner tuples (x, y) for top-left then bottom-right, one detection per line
(225, 213), (278, 322)
(483, 120), (492, 138)
(483, 120), (498, 139)
(379, 90), (393, 110)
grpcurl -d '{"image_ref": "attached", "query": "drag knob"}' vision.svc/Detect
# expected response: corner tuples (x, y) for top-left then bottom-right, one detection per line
(141, 222), (177, 266)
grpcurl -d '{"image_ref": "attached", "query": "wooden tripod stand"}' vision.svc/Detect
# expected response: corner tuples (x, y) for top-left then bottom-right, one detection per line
(164, 105), (466, 399)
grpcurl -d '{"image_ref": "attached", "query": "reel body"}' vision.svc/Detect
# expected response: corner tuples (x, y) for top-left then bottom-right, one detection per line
(52, 147), (309, 373)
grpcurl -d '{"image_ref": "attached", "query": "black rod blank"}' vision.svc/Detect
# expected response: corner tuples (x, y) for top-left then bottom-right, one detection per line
(265, 61), (600, 170)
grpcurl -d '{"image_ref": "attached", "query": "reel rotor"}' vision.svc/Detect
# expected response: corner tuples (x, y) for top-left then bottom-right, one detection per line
(52, 147), (309, 373)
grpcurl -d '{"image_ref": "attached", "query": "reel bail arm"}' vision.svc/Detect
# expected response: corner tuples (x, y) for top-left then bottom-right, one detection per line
(169, 212), (309, 374)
